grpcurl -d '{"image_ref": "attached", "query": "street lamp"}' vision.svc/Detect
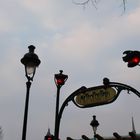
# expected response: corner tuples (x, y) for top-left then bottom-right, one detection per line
(90, 115), (99, 139)
(54, 70), (68, 140)
(21, 45), (41, 140)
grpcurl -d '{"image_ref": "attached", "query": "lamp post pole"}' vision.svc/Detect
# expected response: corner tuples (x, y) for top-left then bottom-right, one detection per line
(21, 45), (41, 140)
(22, 80), (31, 140)
(54, 70), (68, 140)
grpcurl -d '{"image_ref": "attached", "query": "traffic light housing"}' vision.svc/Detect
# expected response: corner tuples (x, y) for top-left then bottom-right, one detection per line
(44, 135), (54, 140)
(44, 129), (54, 140)
(122, 50), (140, 67)
(54, 70), (68, 87)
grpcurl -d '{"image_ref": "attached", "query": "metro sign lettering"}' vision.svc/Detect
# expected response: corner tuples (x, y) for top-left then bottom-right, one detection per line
(74, 87), (116, 108)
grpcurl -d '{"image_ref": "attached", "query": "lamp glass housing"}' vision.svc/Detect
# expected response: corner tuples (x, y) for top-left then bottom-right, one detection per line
(92, 126), (97, 134)
(26, 62), (36, 76)
(21, 45), (41, 80)
(90, 115), (99, 135)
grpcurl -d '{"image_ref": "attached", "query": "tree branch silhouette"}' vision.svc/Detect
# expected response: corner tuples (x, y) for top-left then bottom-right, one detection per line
(73, 0), (127, 12)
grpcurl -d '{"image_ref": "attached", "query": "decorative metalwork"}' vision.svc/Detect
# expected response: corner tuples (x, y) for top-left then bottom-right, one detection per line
(55, 78), (140, 139)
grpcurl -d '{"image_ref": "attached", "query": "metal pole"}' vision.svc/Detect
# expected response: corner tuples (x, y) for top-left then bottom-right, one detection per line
(54, 86), (61, 140)
(56, 87), (86, 140)
(22, 81), (31, 140)
(94, 133), (96, 140)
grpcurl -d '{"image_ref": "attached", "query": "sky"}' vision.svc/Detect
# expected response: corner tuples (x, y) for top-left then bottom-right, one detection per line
(0, 0), (140, 140)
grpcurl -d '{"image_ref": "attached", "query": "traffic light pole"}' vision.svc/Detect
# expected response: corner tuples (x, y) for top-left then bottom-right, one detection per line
(54, 70), (68, 140)
(54, 86), (61, 140)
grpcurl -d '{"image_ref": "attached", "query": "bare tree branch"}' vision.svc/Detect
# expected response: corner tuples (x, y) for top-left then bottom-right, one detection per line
(72, 0), (98, 9)
(123, 0), (126, 12)
(72, 0), (127, 12)
(72, 0), (90, 5)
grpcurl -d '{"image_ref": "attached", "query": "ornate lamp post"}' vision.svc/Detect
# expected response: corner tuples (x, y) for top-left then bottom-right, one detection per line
(21, 45), (41, 140)
(90, 115), (99, 139)
(54, 70), (68, 140)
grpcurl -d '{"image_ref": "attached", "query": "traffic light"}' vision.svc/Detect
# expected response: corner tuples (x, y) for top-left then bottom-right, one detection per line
(44, 129), (54, 140)
(44, 135), (54, 140)
(122, 50), (140, 67)
(54, 70), (68, 87)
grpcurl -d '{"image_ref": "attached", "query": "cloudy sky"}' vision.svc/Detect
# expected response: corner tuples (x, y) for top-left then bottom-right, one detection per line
(0, 0), (140, 140)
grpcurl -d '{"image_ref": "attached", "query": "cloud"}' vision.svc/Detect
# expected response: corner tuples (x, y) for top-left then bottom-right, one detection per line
(51, 23), (98, 59)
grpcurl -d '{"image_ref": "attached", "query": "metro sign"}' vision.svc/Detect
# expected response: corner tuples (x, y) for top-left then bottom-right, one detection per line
(73, 87), (117, 108)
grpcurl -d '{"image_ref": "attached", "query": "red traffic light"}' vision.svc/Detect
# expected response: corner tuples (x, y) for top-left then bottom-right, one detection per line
(122, 50), (140, 67)
(45, 136), (54, 140)
(54, 70), (68, 86)
(44, 129), (54, 140)
(132, 57), (140, 63)
(128, 56), (140, 67)
(56, 79), (65, 85)
(48, 137), (52, 140)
